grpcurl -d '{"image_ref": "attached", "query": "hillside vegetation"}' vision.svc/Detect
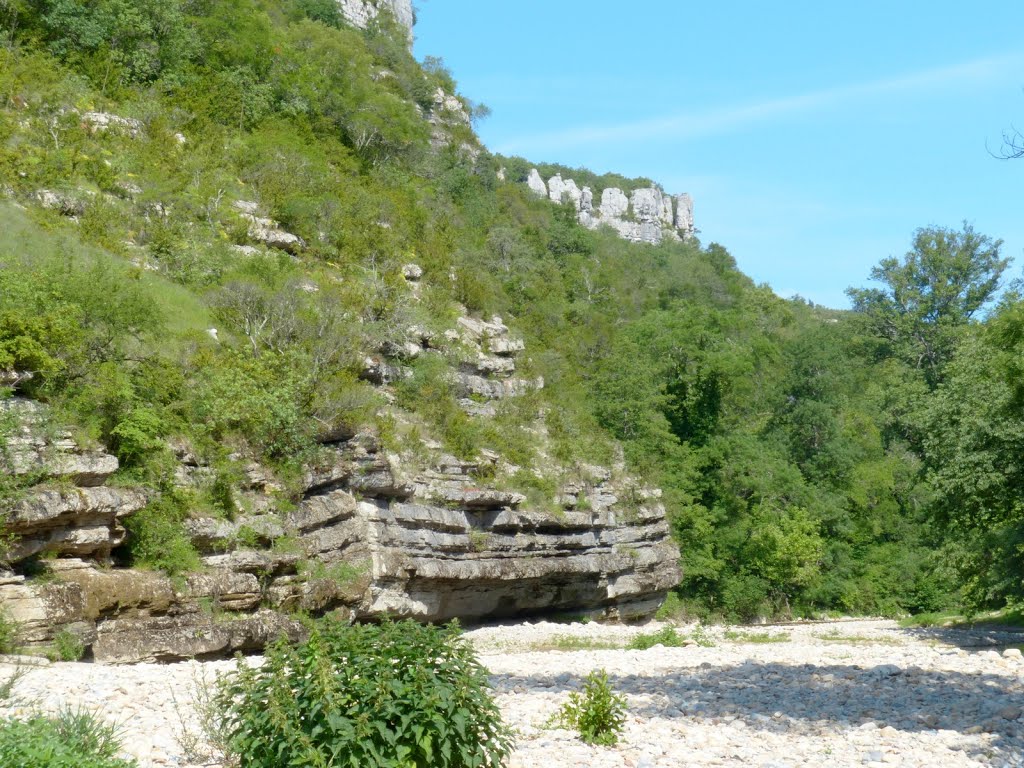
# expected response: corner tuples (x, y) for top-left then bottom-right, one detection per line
(1, 0), (1022, 622)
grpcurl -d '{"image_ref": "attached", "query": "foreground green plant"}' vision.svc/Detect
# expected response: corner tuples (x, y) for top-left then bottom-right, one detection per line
(0, 708), (137, 768)
(552, 669), (627, 746)
(215, 618), (513, 768)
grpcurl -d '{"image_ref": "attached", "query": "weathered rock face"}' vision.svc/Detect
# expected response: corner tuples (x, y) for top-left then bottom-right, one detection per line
(1, 311), (681, 663)
(446, 314), (542, 412)
(424, 87), (477, 158)
(527, 168), (548, 198)
(338, 0), (414, 37)
(675, 193), (694, 232)
(360, 479), (681, 623)
(1, 399), (144, 564)
(526, 169), (696, 244)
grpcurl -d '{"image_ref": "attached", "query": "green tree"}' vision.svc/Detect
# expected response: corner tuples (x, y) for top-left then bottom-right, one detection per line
(846, 223), (1008, 388)
(920, 322), (1024, 607)
(39, 0), (196, 88)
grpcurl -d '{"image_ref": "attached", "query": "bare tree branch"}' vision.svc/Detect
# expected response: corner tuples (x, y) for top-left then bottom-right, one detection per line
(993, 123), (1024, 159)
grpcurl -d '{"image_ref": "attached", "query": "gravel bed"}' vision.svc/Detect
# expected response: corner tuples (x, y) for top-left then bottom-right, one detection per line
(1, 619), (1021, 767)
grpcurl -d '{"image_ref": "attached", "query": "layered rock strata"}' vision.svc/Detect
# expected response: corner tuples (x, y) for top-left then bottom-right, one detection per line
(1, 316), (680, 663)
(526, 169), (695, 245)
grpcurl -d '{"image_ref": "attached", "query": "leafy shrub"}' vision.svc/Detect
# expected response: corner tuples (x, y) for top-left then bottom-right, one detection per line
(0, 708), (137, 768)
(628, 626), (686, 650)
(50, 629), (86, 661)
(123, 495), (201, 576)
(108, 407), (167, 467)
(396, 355), (483, 460)
(551, 669), (627, 746)
(215, 618), (513, 768)
(192, 348), (315, 461)
(38, 0), (196, 88)
(654, 591), (686, 621)
(0, 610), (19, 655)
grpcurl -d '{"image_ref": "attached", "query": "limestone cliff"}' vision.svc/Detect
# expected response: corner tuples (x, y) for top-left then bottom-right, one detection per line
(338, 0), (414, 37)
(0, 295), (680, 663)
(526, 169), (695, 245)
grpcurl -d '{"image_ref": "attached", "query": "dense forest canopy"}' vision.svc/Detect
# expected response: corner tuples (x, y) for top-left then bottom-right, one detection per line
(0, 0), (1022, 620)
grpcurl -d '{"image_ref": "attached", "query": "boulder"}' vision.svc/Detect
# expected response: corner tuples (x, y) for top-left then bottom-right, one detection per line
(186, 571), (262, 611)
(1, 399), (119, 486)
(0, 581), (86, 643)
(35, 189), (87, 216)
(580, 186), (594, 213)
(80, 111), (143, 137)
(454, 372), (543, 400)
(660, 194), (675, 226)
(202, 549), (301, 576)
(523, 175), (694, 244)
(424, 486), (526, 510)
(52, 562), (176, 619)
(291, 489), (359, 532)
(233, 201), (305, 254)
(92, 611), (306, 664)
(184, 515), (285, 554)
(0, 370), (32, 390)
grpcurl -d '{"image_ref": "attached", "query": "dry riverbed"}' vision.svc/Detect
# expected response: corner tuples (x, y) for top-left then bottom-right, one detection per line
(1, 619), (1022, 768)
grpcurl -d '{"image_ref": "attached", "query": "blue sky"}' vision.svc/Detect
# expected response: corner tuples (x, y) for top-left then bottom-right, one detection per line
(412, 1), (1024, 308)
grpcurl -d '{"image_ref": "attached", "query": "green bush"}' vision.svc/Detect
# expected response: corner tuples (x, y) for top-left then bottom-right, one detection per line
(0, 611), (19, 655)
(50, 629), (86, 662)
(552, 669), (627, 746)
(123, 495), (201, 576)
(628, 626), (686, 650)
(0, 709), (137, 768)
(215, 618), (513, 768)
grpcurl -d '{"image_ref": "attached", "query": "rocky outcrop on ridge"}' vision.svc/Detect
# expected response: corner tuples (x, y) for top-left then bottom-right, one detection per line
(338, 0), (414, 38)
(526, 169), (695, 245)
(1, 311), (681, 664)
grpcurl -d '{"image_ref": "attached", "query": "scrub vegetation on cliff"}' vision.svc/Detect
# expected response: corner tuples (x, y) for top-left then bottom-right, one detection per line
(1, 0), (1023, 627)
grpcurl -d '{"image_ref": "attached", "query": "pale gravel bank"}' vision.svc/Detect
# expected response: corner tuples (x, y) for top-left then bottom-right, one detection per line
(1, 619), (1022, 768)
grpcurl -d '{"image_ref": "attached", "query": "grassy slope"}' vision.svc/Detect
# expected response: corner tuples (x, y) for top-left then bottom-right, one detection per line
(0, 2), (974, 622)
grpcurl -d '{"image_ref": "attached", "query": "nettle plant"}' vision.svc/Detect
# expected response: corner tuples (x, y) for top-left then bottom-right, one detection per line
(215, 618), (513, 768)
(551, 669), (628, 746)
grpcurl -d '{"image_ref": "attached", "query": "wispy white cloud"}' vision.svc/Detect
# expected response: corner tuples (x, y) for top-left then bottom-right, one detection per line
(495, 52), (1024, 154)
